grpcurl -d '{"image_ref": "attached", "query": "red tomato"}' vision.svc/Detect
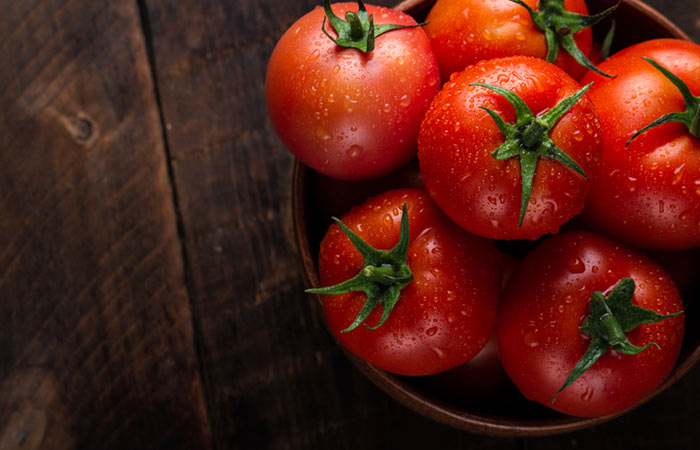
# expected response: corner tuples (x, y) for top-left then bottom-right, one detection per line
(266, 2), (440, 180)
(498, 231), (684, 417)
(315, 188), (502, 376)
(582, 39), (700, 250)
(423, 0), (596, 81)
(418, 56), (603, 240)
(420, 336), (511, 402)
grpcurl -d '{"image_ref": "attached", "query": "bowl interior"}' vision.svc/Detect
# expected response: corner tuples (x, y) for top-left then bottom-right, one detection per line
(293, 0), (698, 437)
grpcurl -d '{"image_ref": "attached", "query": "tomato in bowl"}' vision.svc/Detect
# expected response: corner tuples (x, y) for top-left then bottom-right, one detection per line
(292, 0), (699, 437)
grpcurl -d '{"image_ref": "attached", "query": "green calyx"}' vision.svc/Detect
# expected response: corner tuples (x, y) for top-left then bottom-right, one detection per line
(553, 278), (683, 403)
(471, 82), (591, 227)
(627, 57), (700, 145)
(306, 204), (413, 332)
(508, 0), (618, 77)
(321, 0), (424, 53)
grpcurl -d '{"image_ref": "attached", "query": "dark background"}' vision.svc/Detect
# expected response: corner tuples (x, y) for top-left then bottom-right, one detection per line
(0, 0), (699, 449)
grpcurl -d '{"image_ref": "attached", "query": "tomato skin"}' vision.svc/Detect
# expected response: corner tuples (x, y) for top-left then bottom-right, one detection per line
(498, 231), (684, 417)
(423, 0), (593, 81)
(418, 56), (603, 240)
(317, 188), (502, 376)
(266, 3), (440, 181)
(581, 39), (700, 250)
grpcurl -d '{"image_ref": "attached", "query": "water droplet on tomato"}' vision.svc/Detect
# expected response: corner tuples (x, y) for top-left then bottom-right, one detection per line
(315, 127), (332, 141)
(426, 326), (438, 337)
(523, 331), (539, 347)
(580, 387), (595, 402)
(346, 145), (363, 158)
(309, 49), (320, 60)
(568, 257), (585, 274)
(432, 347), (447, 358)
(382, 214), (393, 228)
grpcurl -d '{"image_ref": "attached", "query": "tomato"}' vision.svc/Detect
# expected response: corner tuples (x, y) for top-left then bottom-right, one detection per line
(423, 0), (612, 81)
(266, 1), (440, 180)
(418, 56), (603, 240)
(312, 188), (502, 376)
(420, 336), (511, 403)
(581, 39), (700, 250)
(420, 253), (519, 401)
(498, 231), (684, 417)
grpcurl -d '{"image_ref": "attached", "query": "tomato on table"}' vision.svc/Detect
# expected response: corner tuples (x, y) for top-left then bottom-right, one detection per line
(498, 231), (684, 417)
(423, 0), (616, 81)
(582, 39), (700, 250)
(309, 188), (502, 376)
(418, 56), (603, 240)
(266, 0), (440, 180)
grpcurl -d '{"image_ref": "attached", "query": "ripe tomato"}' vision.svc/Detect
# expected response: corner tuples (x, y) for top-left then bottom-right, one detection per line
(418, 56), (603, 240)
(423, 0), (609, 81)
(313, 188), (502, 376)
(498, 231), (684, 417)
(266, 1), (440, 180)
(420, 336), (511, 403)
(581, 39), (700, 250)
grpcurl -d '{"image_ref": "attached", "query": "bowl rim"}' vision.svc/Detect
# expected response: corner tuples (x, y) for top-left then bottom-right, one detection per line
(292, 0), (696, 437)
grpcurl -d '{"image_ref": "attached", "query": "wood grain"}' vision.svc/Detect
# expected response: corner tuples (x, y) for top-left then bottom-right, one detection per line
(0, 0), (210, 448)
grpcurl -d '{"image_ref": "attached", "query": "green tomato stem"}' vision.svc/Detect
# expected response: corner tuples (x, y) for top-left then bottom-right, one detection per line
(306, 204), (414, 332)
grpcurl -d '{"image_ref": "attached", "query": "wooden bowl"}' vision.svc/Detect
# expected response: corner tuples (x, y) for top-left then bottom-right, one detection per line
(292, 0), (696, 437)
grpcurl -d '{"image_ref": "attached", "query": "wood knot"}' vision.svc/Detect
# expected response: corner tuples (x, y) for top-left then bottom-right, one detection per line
(65, 116), (96, 143)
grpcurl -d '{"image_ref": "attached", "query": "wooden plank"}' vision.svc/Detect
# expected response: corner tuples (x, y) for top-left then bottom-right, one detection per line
(0, 0), (211, 448)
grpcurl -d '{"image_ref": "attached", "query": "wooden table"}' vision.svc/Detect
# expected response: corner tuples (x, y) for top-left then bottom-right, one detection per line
(1, 0), (698, 448)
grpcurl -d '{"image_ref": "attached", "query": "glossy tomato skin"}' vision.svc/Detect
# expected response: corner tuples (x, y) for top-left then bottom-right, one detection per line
(498, 231), (684, 417)
(424, 0), (593, 81)
(266, 3), (440, 181)
(418, 56), (603, 240)
(581, 39), (700, 250)
(317, 188), (502, 376)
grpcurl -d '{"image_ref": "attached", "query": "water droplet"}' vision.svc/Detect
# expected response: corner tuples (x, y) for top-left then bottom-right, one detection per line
(309, 49), (320, 60)
(382, 214), (393, 228)
(432, 347), (447, 358)
(524, 331), (539, 348)
(568, 257), (585, 273)
(426, 326), (438, 336)
(580, 387), (595, 402)
(346, 145), (363, 158)
(315, 127), (332, 141)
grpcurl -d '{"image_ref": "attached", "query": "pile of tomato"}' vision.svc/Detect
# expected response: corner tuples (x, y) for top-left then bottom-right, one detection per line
(266, 0), (700, 418)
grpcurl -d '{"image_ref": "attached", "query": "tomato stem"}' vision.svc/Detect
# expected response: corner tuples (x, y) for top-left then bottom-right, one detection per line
(627, 58), (700, 144)
(507, 0), (618, 78)
(321, 0), (425, 53)
(552, 278), (683, 403)
(470, 82), (591, 227)
(306, 204), (414, 332)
